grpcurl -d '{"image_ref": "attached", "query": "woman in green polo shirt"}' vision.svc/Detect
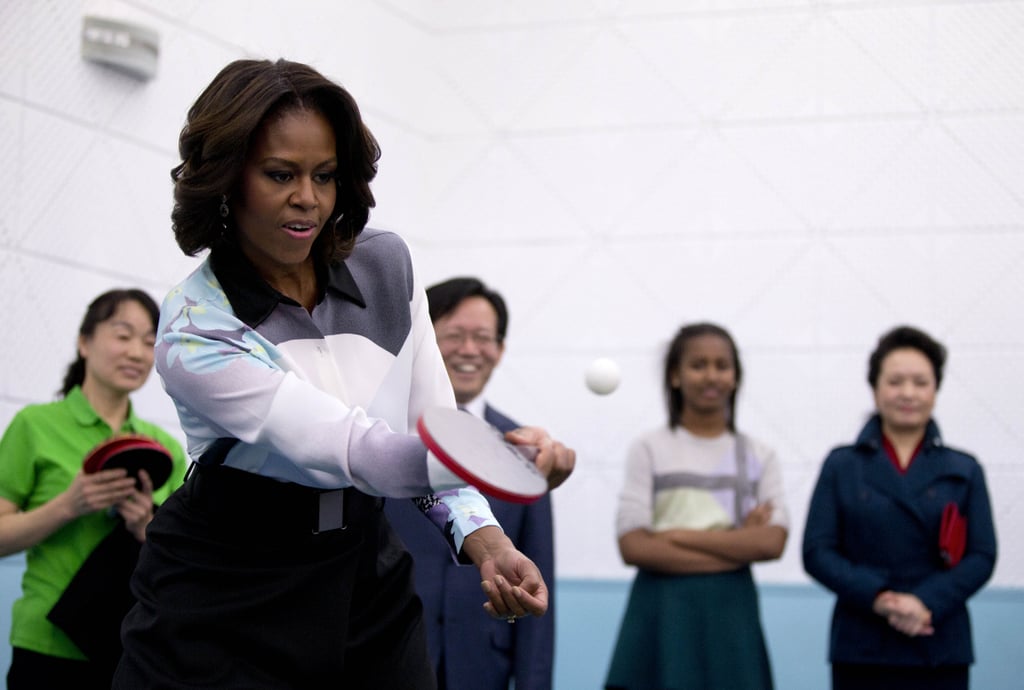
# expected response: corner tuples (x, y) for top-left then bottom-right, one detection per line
(0, 288), (187, 690)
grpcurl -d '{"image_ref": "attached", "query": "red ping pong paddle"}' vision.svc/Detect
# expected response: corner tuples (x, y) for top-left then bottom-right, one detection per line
(417, 407), (547, 504)
(82, 434), (173, 491)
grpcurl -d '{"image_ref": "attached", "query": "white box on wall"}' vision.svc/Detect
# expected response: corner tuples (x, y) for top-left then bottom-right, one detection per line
(81, 15), (159, 80)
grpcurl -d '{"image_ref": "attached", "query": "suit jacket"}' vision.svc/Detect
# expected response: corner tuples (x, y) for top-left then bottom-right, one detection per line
(802, 415), (997, 667)
(384, 404), (555, 690)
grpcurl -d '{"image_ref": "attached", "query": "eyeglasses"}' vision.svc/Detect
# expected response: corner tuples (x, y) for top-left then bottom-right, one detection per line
(436, 330), (500, 349)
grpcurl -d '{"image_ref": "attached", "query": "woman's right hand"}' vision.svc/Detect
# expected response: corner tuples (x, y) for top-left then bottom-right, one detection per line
(873, 591), (934, 637)
(63, 468), (138, 518)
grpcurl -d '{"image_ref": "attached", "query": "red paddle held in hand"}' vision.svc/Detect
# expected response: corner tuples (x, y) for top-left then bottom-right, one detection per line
(417, 407), (546, 504)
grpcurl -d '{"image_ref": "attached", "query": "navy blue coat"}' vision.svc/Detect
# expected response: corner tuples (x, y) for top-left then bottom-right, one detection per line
(384, 404), (555, 690)
(803, 415), (997, 667)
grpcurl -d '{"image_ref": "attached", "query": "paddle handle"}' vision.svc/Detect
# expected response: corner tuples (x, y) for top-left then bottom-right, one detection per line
(511, 444), (539, 463)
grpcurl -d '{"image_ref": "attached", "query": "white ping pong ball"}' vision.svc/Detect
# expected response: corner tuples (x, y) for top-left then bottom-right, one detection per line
(585, 357), (621, 395)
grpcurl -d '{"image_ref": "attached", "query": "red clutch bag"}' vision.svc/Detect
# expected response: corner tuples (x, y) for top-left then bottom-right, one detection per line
(939, 501), (967, 568)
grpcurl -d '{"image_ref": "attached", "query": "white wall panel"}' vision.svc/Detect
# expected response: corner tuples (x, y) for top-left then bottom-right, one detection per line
(381, 0), (611, 29)
(0, 250), (175, 413)
(434, 26), (606, 134)
(365, 119), (427, 234)
(935, 2), (1024, 110)
(0, 250), (88, 402)
(417, 136), (595, 243)
(0, 102), (21, 248)
(0, 2), (32, 99)
(2, 0), (1022, 587)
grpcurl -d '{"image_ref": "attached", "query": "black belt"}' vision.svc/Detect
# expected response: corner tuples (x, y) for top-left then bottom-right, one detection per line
(188, 463), (382, 535)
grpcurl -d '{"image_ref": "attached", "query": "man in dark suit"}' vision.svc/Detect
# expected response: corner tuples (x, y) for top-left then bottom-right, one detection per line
(384, 277), (555, 690)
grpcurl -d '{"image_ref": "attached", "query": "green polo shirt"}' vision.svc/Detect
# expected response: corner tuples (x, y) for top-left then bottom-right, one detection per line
(0, 386), (187, 660)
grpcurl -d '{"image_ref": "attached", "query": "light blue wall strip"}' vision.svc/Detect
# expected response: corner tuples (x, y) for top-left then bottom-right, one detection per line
(2, 556), (1021, 688)
(555, 578), (1024, 689)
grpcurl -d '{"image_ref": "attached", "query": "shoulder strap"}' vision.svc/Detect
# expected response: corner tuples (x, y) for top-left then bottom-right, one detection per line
(733, 433), (752, 524)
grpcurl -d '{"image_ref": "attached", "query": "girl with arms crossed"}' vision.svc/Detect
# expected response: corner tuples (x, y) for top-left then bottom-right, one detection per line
(606, 323), (787, 690)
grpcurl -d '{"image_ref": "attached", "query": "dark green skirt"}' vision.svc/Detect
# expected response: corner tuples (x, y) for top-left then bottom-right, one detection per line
(605, 567), (773, 690)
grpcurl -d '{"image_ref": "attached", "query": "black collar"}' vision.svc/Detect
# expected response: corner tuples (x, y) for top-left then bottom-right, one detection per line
(209, 245), (366, 328)
(855, 414), (943, 452)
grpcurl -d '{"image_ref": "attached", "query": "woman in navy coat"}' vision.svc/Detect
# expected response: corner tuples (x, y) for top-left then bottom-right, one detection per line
(803, 326), (996, 690)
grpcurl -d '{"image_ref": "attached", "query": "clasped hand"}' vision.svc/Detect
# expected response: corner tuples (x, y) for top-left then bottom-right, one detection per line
(66, 467), (155, 542)
(873, 591), (934, 637)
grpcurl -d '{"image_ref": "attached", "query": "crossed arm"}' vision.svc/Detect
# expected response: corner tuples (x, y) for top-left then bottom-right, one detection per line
(618, 503), (788, 575)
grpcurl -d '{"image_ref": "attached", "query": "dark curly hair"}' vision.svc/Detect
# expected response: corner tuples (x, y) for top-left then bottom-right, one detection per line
(663, 323), (742, 431)
(867, 325), (947, 389)
(170, 58), (380, 263)
(60, 289), (159, 397)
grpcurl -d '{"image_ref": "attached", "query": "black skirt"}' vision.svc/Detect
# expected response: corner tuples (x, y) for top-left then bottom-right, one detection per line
(832, 662), (968, 690)
(114, 464), (435, 689)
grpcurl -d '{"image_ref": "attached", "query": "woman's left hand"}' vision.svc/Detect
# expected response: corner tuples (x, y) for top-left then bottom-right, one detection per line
(479, 547), (549, 621)
(463, 525), (549, 621)
(115, 469), (155, 543)
(874, 591), (934, 637)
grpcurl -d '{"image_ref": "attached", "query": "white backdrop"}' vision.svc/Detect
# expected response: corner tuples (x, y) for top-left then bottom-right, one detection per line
(2, 0), (1023, 586)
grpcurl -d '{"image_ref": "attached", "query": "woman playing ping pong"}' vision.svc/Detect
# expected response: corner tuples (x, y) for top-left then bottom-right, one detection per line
(0, 289), (188, 690)
(113, 58), (574, 689)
